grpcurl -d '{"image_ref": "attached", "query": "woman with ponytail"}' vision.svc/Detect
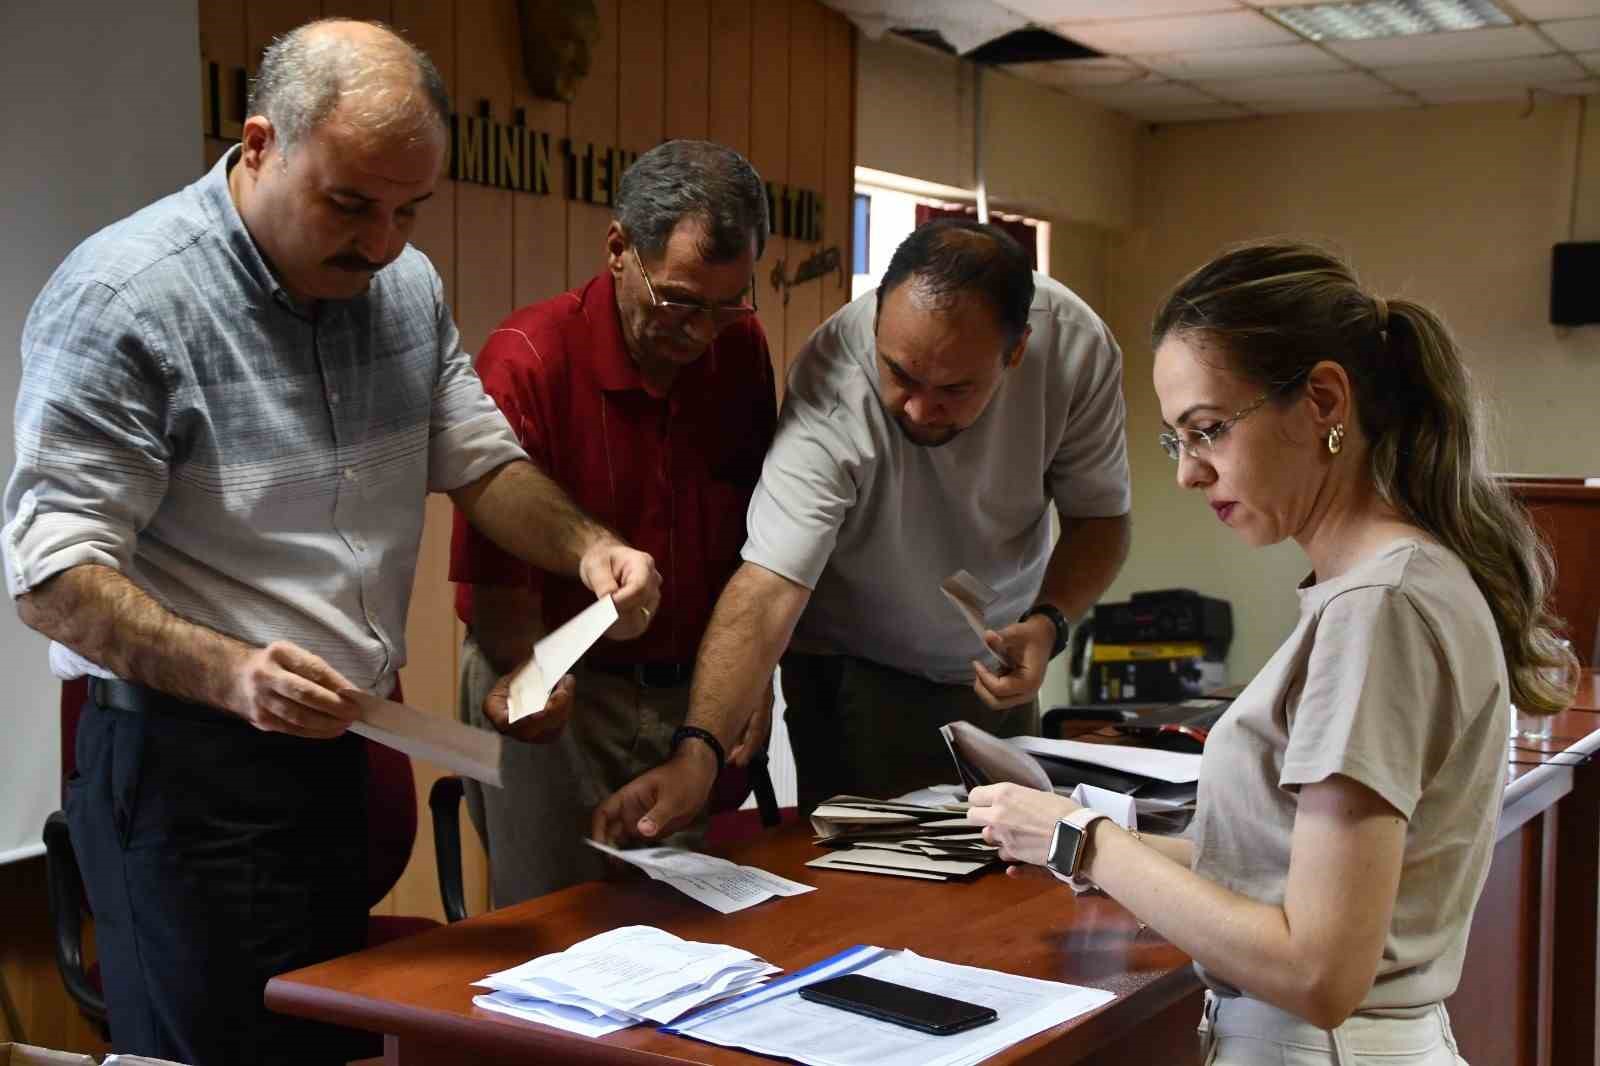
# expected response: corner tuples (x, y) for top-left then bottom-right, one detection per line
(969, 240), (1578, 1064)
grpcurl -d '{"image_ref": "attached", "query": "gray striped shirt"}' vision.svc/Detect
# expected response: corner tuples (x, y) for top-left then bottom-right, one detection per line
(3, 148), (526, 691)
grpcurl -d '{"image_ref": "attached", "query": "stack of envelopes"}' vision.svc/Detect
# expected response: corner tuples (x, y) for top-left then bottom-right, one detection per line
(803, 796), (1000, 881)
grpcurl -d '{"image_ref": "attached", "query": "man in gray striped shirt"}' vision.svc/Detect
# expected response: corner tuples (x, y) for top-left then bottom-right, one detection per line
(3, 19), (657, 1066)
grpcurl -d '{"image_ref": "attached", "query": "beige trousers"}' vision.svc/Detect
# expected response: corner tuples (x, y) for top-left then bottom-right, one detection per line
(1200, 991), (1469, 1066)
(458, 634), (704, 908)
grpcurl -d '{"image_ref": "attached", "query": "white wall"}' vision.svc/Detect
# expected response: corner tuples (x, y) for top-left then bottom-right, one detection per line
(0, 0), (200, 863)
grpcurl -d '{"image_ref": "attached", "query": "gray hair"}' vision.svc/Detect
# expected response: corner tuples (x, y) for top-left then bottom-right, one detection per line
(248, 19), (450, 155)
(616, 140), (770, 262)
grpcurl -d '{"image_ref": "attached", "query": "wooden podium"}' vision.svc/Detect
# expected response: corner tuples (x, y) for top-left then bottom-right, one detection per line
(1505, 477), (1600, 665)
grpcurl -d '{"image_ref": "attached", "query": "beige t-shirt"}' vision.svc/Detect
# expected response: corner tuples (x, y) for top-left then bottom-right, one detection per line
(1190, 539), (1510, 1010)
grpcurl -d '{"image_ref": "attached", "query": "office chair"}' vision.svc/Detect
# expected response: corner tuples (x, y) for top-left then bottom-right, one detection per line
(44, 677), (468, 1039)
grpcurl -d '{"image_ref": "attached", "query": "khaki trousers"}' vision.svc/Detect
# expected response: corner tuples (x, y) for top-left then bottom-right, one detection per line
(459, 634), (704, 908)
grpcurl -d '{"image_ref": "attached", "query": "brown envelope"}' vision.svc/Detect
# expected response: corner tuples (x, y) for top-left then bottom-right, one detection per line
(940, 721), (1052, 793)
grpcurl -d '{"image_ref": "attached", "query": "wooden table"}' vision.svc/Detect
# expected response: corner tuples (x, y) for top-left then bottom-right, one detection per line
(267, 819), (1200, 1065)
(267, 671), (1600, 1065)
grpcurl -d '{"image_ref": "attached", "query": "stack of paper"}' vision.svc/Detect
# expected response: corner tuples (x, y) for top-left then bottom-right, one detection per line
(472, 926), (781, 1037)
(804, 796), (998, 881)
(666, 944), (1116, 1066)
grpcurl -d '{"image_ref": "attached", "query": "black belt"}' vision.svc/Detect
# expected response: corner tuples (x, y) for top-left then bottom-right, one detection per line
(586, 660), (694, 689)
(90, 676), (165, 715)
(87, 676), (228, 726)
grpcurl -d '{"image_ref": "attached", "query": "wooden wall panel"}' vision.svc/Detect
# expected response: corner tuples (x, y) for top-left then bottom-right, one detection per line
(663, 0), (710, 142)
(566, 0), (621, 287)
(247, 1), (322, 65)
(325, 0), (394, 20)
(707, 0), (751, 156)
(198, 0), (246, 169)
(391, 0), (458, 309)
(748, 0), (789, 393)
(511, 70), (571, 309)
(618, 0), (666, 153)
(821, 8), (855, 325)
(781, 0), (827, 371)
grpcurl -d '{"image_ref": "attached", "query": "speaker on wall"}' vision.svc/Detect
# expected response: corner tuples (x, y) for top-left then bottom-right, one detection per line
(1551, 242), (1600, 326)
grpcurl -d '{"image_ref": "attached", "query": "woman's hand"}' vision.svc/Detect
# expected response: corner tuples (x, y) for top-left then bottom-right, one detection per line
(965, 783), (1082, 866)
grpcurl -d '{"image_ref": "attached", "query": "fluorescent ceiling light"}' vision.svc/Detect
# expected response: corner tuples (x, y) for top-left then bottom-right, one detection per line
(1263, 0), (1512, 41)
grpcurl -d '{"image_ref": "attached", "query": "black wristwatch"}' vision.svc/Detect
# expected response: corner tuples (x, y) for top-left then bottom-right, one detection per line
(1018, 603), (1070, 660)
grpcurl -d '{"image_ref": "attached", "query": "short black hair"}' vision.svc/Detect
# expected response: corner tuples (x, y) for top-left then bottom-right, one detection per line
(616, 140), (770, 262)
(876, 219), (1034, 345)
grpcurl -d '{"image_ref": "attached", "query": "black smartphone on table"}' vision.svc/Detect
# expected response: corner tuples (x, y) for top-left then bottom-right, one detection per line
(798, 973), (998, 1035)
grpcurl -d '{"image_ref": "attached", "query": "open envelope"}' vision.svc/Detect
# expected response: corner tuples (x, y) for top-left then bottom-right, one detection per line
(939, 570), (1014, 671)
(940, 720), (1053, 793)
(508, 595), (619, 722)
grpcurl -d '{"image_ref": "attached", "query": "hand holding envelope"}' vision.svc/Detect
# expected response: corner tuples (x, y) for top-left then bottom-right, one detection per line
(482, 596), (621, 743)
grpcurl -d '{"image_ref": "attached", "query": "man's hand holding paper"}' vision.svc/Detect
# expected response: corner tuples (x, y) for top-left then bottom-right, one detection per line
(972, 615), (1056, 711)
(577, 537), (661, 639)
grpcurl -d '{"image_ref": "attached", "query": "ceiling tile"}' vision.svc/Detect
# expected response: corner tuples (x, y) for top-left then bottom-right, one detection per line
(1015, 57), (1151, 87)
(1197, 70), (1399, 99)
(1509, 0), (1600, 17)
(997, 0), (1242, 19)
(1054, 10), (1299, 54)
(1127, 102), (1257, 122)
(1379, 53), (1585, 86)
(1326, 25), (1549, 66)
(1541, 17), (1600, 51)
(1068, 77), (1224, 105)
(1141, 42), (1350, 78)
(1413, 85), (1527, 104)
(1250, 94), (1420, 113)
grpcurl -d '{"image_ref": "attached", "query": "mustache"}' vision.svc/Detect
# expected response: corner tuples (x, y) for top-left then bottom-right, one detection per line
(326, 254), (386, 273)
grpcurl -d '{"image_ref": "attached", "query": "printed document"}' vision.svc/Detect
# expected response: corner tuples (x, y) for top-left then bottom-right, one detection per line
(585, 840), (815, 913)
(669, 946), (1115, 1066)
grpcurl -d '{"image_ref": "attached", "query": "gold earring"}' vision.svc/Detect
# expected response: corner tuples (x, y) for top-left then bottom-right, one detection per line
(1327, 423), (1345, 455)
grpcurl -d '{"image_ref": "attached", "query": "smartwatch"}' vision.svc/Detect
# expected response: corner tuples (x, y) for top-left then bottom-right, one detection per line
(1046, 808), (1110, 880)
(1018, 603), (1070, 660)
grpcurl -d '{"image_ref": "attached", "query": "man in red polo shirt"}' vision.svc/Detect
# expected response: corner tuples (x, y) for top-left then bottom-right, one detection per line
(450, 140), (776, 904)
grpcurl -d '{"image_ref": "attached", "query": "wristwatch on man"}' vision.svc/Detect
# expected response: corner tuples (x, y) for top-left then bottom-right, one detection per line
(1018, 602), (1070, 660)
(1046, 808), (1110, 880)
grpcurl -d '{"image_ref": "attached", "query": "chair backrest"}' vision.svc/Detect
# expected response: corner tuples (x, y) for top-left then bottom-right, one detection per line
(60, 674), (418, 911)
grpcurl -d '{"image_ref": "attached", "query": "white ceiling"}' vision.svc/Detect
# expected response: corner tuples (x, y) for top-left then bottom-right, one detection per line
(834, 0), (1600, 122)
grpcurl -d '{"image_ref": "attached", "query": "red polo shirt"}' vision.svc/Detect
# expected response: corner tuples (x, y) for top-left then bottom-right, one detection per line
(449, 271), (776, 665)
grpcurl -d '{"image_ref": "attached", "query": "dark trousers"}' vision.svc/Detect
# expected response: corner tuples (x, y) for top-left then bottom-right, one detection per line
(66, 683), (369, 1066)
(781, 653), (1040, 814)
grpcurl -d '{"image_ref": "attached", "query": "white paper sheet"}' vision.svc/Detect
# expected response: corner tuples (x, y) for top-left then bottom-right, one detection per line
(473, 990), (639, 1037)
(341, 690), (503, 787)
(584, 840), (816, 913)
(671, 948), (1116, 1066)
(508, 595), (619, 722)
(1011, 735), (1203, 784)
